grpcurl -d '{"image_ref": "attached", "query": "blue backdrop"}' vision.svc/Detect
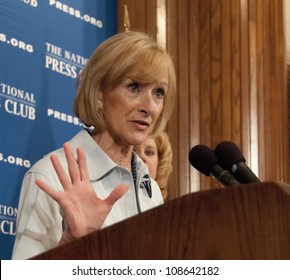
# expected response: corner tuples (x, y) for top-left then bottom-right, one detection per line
(0, 0), (118, 259)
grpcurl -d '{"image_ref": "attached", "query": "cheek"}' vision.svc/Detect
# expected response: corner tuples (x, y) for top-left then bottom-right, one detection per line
(150, 157), (159, 176)
(153, 104), (164, 122)
(103, 98), (128, 122)
(154, 158), (159, 170)
(156, 103), (164, 115)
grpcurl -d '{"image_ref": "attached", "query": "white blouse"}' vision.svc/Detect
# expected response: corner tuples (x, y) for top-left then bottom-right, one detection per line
(12, 130), (163, 259)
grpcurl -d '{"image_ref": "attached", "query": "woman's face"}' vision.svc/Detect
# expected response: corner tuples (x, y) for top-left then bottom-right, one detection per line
(101, 72), (168, 146)
(134, 137), (158, 179)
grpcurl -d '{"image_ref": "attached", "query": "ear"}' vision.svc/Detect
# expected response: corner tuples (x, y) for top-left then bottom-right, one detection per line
(96, 91), (104, 109)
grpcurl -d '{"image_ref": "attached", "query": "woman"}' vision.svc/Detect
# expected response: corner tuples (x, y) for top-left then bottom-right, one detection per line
(12, 31), (176, 259)
(134, 131), (173, 200)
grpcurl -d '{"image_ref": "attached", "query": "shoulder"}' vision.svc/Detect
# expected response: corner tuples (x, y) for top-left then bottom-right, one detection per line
(27, 147), (65, 174)
(26, 130), (87, 177)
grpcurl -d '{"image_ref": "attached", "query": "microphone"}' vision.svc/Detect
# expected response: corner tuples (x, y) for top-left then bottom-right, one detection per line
(188, 144), (241, 187)
(214, 141), (261, 184)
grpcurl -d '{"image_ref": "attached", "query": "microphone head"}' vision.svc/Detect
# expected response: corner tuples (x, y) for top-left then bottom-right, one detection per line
(188, 144), (217, 176)
(214, 141), (245, 170)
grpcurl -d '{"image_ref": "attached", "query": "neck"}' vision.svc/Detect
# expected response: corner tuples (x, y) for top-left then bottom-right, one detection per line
(92, 131), (133, 170)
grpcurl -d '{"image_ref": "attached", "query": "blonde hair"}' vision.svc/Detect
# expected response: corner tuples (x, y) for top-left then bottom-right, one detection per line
(74, 31), (176, 135)
(154, 131), (173, 200)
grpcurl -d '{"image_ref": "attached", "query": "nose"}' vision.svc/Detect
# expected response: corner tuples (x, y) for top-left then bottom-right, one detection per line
(138, 90), (155, 115)
(139, 152), (147, 163)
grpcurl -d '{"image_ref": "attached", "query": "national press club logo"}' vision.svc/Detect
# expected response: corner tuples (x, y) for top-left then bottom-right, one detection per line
(0, 82), (36, 121)
(48, 0), (103, 28)
(45, 42), (88, 79)
(0, 204), (17, 236)
(0, 32), (34, 53)
(0, 83), (32, 169)
(20, 0), (104, 29)
(44, 41), (86, 127)
(0, 30), (36, 120)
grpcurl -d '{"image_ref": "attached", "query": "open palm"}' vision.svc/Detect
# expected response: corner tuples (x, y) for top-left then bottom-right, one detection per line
(35, 142), (128, 244)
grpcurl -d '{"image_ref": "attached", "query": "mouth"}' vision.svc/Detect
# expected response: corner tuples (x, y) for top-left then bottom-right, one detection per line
(131, 120), (150, 131)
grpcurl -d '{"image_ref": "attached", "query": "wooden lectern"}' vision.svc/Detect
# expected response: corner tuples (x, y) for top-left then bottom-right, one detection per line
(32, 182), (290, 260)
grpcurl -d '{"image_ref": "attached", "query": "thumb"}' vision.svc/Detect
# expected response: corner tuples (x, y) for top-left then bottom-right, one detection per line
(104, 184), (128, 206)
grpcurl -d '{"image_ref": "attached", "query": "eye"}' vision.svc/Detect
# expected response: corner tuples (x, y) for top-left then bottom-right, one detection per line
(145, 149), (156, 156)
(127, 82), (140, 93)
(153, 88), (166, 99)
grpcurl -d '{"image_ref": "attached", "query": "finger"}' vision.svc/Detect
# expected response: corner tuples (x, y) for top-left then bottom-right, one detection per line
(35, 179), (62, 203)
(50, 154), (72, 190)
(76, 147), (90, 181)
(104, 184), (129, 206)
(63, 142), (80, 184)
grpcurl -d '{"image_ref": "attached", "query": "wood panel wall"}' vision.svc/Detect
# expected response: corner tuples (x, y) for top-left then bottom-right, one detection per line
(118, 0), (290, 200)
(288, 53), (290, 155)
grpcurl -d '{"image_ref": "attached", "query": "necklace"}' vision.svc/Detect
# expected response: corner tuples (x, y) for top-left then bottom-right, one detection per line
(131, 156), (141, 213)
(131, 156), (138, 189)
(131, 156), (152, 198)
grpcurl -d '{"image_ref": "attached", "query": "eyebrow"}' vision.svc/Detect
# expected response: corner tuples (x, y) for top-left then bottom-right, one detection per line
(126, 76), (168, 87)
(154, 81), (168, 87)
(146, 145), (157, 150)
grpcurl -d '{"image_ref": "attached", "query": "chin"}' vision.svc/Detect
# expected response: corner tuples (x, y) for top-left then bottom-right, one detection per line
(129, 135), (148, 146)
(131, 139), (146, 146)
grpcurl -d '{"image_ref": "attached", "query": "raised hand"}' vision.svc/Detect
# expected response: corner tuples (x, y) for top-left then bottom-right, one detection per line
(35, 142), (128, 244)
